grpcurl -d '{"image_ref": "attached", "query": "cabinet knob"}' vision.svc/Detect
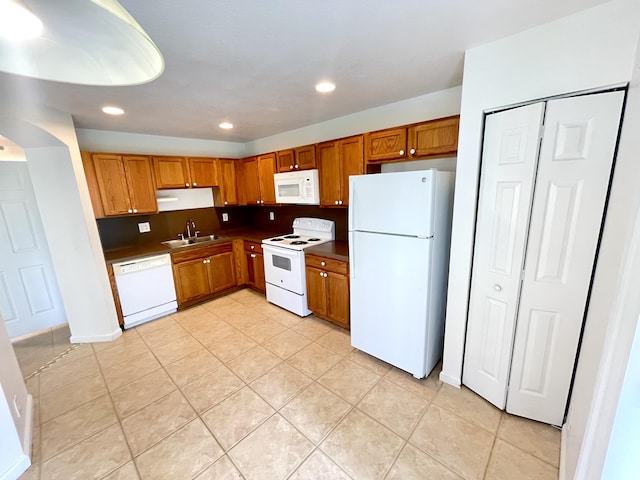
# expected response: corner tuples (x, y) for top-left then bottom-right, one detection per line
(203, 260), (207, 264)
(133, 208), (138, 213)
(224, 201), (228, 205)
(186, 182), (190, 187)
(399, 149), (405, 156)
(251, 254), (256, 258)
(127, 209), (133, 213)
(294, 164), (299, 169)
(321, 261), (326, 266)
(324, 272), (328, 277)
(338, 200), (343, 205)
(494, 284), (502, 292)
(334, 200), (339, 205)
(410, 148), (416, 155)
(319, 271), (324, 277)
(289, 165), (294, 170)
(193, 182), (197, 187)
(250, 245), (255, 250)
(261, 200), (264, 204)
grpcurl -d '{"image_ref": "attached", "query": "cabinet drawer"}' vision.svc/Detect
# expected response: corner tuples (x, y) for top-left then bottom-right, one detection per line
(305, 254), (348, 274)
(170, 241), (232, 263)
(244, 241), (263, 254)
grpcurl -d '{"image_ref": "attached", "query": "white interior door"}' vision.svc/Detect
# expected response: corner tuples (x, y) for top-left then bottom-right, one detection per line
(463, 103), (545, 408)
(506, 91), (625, 425)
(0, 162), (66, 338)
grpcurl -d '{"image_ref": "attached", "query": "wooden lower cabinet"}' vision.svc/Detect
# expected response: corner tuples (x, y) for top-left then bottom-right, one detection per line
(244, 241), (265, 292)
(305, 254), (350, 329)
(171, 242), (237, 306)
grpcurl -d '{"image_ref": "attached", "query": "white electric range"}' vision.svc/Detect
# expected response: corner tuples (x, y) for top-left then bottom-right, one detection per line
(262, 217), (335, 316)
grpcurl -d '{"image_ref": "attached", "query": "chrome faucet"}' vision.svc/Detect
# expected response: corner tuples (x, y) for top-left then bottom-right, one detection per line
(184, 219), (197, 238)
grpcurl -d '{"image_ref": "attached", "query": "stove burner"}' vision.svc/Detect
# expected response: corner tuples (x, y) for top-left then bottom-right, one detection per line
(307, 238), (321, 242)
(283, 235), (300, 239)
(270, 238), (284, 242)
(290, 241), (308, 245)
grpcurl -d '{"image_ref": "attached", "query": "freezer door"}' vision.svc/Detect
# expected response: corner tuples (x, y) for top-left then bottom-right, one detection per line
(349, 230), (433, 378)
(349, 170), (435, 237)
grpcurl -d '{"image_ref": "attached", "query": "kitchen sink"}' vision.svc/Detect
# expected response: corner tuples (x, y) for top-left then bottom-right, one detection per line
(161, 235), (225, 248)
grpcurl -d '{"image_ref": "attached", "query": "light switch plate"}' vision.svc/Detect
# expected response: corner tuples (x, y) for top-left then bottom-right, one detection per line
(222, 213), (229, 222)
(138, 222), (151, 233)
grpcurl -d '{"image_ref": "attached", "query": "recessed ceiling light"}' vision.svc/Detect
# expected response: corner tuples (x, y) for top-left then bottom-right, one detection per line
(315, 82), (336, 93)
(102, 106), (124, 115)
(0, 0), (43, 41)
(219, 122), (233, 129)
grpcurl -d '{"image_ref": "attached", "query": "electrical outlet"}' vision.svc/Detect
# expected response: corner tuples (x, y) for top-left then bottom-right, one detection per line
(269, 211), (275, 221)
(222, 212), (229, 222)
(138, 222), (151, 233)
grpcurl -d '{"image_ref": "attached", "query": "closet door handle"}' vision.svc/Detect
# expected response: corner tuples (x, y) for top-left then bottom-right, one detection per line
(494, 284), (502, 292)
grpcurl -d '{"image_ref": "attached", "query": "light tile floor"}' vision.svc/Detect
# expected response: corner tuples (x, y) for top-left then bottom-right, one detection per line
(14, 289), (561, 480)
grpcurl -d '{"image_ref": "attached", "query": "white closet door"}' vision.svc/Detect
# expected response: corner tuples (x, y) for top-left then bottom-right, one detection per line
(506, 91), (624, 425)
(463, 103), (544, 408)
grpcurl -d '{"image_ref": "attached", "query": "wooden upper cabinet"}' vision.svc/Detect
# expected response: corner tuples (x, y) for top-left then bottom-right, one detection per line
(239, 157), (261, 205)
(277, 145), (317, 172)
(187, 157), (217, 187)
(408, 116), (459, 158)
(122, 156), (157, 214)
(364, 116), (460, 164)
(153, 156), (190, 188)
(364, 127), (407, 162)
(214, 158), (238, 206)
(276, 149), (295, 172)
(257, 153), (277, 205)
(317, 135), (363, 207)
(90, 153), (157, 217)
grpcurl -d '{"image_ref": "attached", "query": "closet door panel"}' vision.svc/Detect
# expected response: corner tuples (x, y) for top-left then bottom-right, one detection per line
(463, 103), (545, 408)
(507, 91), (625, 425)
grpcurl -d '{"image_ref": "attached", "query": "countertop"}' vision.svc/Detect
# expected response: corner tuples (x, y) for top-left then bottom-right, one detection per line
(103, 228), (281, 264)
(304, 241), (349, 261)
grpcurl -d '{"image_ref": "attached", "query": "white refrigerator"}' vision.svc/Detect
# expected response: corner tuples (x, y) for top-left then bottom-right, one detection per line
(349, 169), (454, 378)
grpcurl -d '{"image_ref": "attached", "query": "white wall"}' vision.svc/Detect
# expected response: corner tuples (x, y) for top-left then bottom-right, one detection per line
(76, 129), (246, 158)
(0, 105), (121, 343)
(441, 0), (640, 386)
(244, 87), (462, 155)
(0, 312), (31, 480)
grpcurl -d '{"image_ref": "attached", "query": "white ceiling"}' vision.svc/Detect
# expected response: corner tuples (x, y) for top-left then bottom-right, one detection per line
(0, 0), (608, 143)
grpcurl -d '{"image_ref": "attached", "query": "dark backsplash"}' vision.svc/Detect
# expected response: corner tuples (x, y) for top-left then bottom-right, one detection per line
(97, 205), (348, 250)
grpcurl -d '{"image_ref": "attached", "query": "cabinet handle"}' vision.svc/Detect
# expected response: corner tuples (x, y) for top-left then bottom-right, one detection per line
(186, 182), (190, 187)
(399, 149), (405, 156)
(127, 209), (133, 213)
(321, 261), (326, 266)
(251, 254), (256, 258)
(193, 182), (197, 187)
(133, 208), (138, 213)
(409, 148), (416, 155)
(289, 165), (294, 170)
(294, 164), (299, 169)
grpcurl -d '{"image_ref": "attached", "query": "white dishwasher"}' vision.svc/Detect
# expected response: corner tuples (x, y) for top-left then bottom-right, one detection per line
(112, 253), (178, 329)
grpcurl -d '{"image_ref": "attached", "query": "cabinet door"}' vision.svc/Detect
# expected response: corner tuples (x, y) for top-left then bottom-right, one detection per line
(408, 117), (459, 158)
(364, 127), (407, 162)
(92, 154), (132, 216)
(173, 258), (211, 305)
(216, 159), (238, 206)
(339, 135), (364, 206)
(188, 157), (217, 187)
(123, 156), (157, 214)
(240, 157), (261, 205)
(317, 141), (341, 206)
(305, 266), (327, 316)
(153, 156), (191, 188)
(208, 252), (237, 293)
(326, 271), (349, 329)
(276, 149), (296, 172)
(257, 153), (277, 205)
(246, 251), (266, 292)
(295, 145), (316, 170)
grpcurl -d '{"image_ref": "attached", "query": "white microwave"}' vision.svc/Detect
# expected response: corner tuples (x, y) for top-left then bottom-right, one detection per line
(274, 169), (320, 205)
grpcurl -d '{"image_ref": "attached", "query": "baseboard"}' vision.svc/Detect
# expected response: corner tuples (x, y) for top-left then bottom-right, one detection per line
(439, 371), (461, 387)
(0, 453), (30, 480)
(560, 425), (568, 480)
(70, 327), (122, 343)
